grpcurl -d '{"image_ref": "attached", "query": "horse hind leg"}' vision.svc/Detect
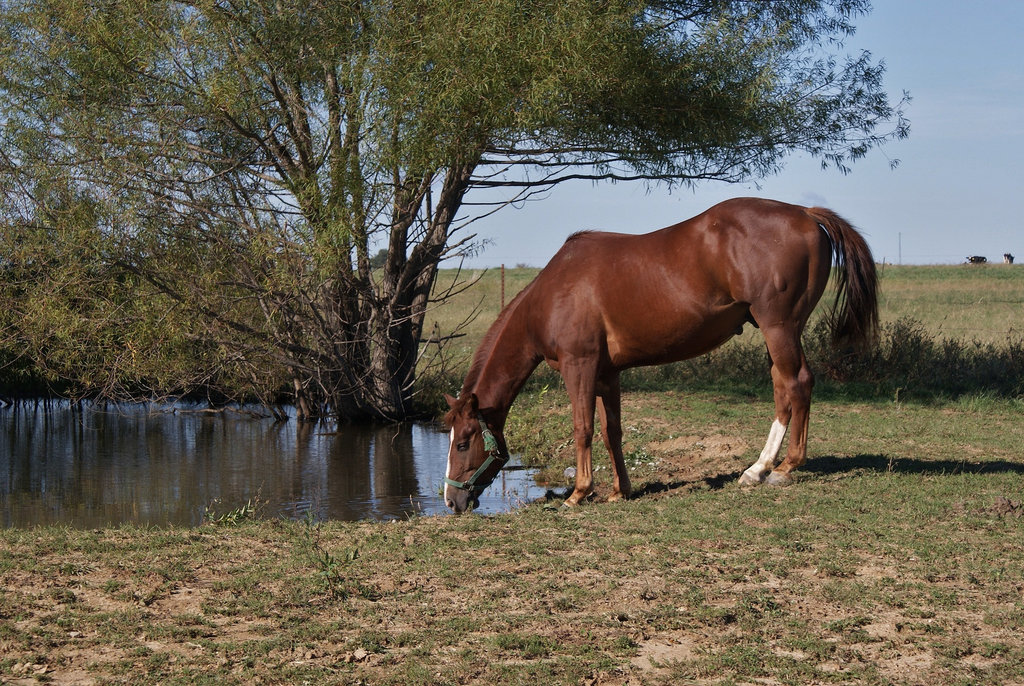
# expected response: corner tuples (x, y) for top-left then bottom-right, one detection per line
(739, 416), (788, 486)
(739, 324), (813, 487)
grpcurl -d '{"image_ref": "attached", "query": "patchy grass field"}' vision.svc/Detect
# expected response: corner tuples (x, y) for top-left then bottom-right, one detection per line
(2, 264), (1024, 684)
(2, 394), (1023, 684)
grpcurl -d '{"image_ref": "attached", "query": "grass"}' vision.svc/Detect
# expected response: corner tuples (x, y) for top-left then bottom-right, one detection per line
(876, 263), (1024, 343)
(2, 394), (1023, 684)
(3, 430), (1023, 684)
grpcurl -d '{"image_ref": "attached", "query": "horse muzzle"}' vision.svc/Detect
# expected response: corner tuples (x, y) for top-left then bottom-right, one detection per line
(443, 452), (506, 513)
(444, 484), (478, 514)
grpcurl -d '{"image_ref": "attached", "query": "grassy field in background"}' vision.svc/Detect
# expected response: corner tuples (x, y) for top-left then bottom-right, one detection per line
(423, 263), (1024, 413)
(427, 263), (1024, 363)
(876, 264), (1024, 342)
(2, 263), (1023, 684)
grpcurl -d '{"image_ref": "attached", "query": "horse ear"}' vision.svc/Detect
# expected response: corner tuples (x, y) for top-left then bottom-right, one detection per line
(443, 392), (478, 415)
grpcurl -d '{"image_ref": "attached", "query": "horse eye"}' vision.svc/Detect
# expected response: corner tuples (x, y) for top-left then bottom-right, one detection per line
(456, 441), (469, 452)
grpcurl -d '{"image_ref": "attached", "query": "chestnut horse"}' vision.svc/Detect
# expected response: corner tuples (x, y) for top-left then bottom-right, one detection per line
(443, 198), (878, 513)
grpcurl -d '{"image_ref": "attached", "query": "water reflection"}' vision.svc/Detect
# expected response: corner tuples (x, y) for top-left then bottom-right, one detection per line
(0, 402), (543, 528)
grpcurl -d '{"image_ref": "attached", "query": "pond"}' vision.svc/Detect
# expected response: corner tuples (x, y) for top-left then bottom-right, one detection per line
(0, 402), (545, 528)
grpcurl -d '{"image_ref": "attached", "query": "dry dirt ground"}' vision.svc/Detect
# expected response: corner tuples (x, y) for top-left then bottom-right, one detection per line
(3, 432), (1022, 685)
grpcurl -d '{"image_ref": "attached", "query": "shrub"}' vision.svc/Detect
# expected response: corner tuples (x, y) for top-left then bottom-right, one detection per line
(606, 316), (1024, 402)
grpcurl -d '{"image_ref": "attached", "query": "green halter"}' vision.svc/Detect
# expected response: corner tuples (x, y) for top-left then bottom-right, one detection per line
(444, 415), (508, 495)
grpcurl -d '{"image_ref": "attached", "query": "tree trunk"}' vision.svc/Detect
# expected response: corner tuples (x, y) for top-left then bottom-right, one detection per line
(291, 372), (314, 422)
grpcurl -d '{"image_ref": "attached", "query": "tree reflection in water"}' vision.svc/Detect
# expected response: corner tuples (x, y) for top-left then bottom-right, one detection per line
(1, 402), (541, 528)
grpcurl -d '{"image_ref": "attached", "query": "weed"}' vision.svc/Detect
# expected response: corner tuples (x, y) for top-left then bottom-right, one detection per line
(824, 616), (872, 633)
(295, 512), (363, 601)
(102, 579), (126, 594)
(204, 497), (260, 526)
(490, 633), (555, 659)
(47, 587), (78, 605)
(58, 561), (91, 576)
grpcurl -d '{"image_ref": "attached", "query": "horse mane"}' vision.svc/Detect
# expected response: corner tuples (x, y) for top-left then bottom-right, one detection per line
(442, 400), (459, 429)
(566, 230), (597, 242)
(443, 397), (469, 429)
(460, 281), (535, 396)
(458, 229), (596, 397)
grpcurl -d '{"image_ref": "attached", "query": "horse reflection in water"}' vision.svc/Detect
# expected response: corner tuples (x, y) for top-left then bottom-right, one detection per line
(443, 198), (878, 513)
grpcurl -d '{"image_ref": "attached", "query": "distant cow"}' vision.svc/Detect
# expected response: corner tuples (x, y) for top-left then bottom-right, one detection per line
(966, 255), (987, 264)
(1005, 253), (1015, 264)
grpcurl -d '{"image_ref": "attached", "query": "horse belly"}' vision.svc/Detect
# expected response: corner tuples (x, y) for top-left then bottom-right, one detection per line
(604, 302), (748, 368)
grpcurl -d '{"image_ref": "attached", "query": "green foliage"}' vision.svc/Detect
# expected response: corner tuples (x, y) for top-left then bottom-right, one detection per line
(294, 512), (365, 601)
(806, 316), (1024, 400)
(368, 249), (388, 269)
(614, 316), (1024, 402)
(0, 1), (906, 418)
(204, 498), (260, 526)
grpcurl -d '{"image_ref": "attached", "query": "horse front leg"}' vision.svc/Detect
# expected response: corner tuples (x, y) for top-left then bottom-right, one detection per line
(561, 359), (598, 506)
(597, 373), (631, 502)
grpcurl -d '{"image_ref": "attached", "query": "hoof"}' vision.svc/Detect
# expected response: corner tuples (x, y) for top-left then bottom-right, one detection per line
(607, 490), (629, 503)
(563, 490), (593, 507)
(738, 471), (765, 487)
(765, 471), (795, 487)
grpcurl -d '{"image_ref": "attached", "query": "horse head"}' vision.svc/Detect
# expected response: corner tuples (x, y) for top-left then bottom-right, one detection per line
(442, 393), (508, 513)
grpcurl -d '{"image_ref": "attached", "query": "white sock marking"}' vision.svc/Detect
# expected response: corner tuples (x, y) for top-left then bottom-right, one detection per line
(742, 419), (787, 483)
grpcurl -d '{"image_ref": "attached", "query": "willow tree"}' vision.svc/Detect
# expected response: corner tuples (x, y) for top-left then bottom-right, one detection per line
(0, 0), (907, 420)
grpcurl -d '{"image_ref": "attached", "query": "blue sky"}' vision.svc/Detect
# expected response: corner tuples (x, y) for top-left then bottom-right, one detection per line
(454, 2), (1023, 267)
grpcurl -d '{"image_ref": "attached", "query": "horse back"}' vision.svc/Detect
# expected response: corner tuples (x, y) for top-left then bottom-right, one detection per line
(521, 198), (833, 368)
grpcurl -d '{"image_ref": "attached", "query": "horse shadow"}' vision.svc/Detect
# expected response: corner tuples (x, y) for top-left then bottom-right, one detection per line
(629, 453), (1024, 501)
(630, 470), (742, 500)
(803, 453), (1024, 478)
